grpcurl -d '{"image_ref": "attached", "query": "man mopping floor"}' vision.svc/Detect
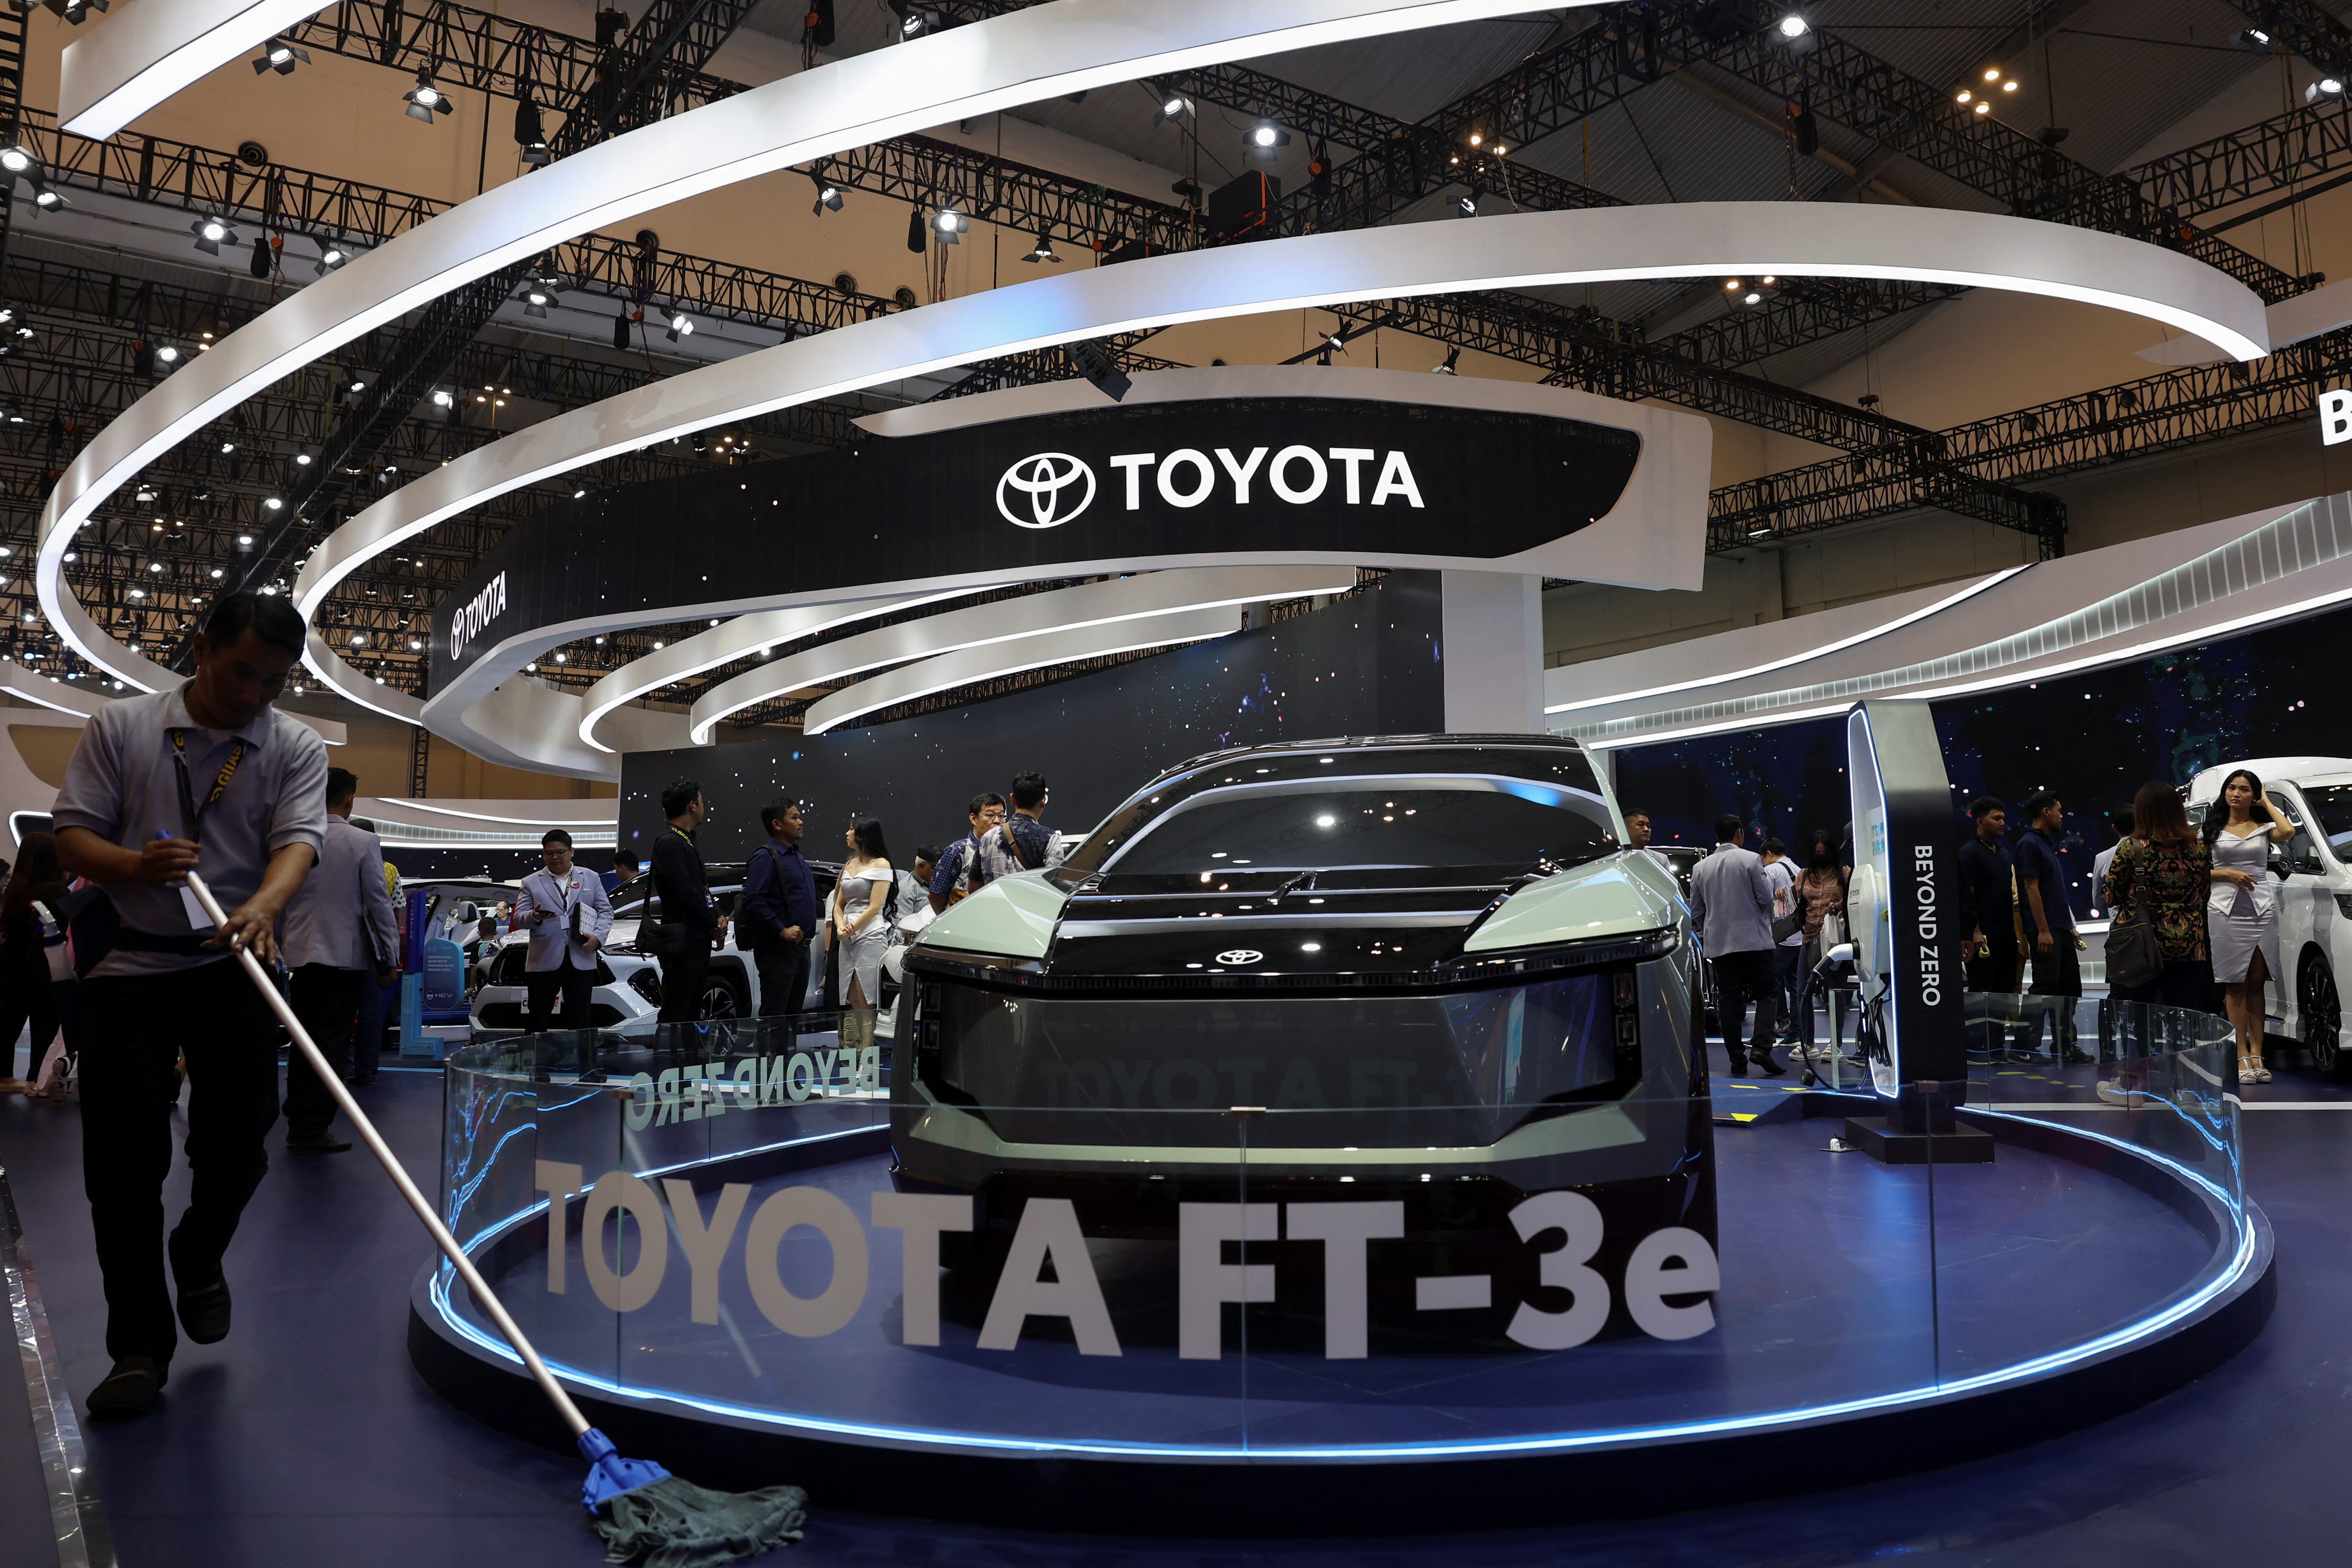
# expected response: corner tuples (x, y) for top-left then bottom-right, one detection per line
(53, 591), (327, 1419)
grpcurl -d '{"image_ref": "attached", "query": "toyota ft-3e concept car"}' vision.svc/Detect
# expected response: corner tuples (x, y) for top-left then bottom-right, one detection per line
(892, 735), (1712, 1348)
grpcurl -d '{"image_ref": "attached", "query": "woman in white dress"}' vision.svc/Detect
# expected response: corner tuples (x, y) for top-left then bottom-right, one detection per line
(2204, 769), (2293, 1084)
(830, 819), (895, 1060)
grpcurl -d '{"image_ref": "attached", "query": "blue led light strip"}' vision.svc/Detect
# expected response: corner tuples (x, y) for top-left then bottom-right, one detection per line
(426, 1108), (2262, 1462)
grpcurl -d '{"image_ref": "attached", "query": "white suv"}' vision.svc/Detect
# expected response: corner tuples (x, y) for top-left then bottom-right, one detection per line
(2186, 757), (2352, 1078)
(469, 862), (839, 1036)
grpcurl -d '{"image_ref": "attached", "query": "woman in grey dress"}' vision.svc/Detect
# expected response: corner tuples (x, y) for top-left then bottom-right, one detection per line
(830, 818), (895, 1061)
(2204, 769), (2293, 1084)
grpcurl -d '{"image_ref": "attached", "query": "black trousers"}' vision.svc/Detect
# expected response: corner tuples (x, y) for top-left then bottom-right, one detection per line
(79, 961), (281, 1363)
(2022, 941), (2083, 1055)
(1965, 936), (2026, 1052)
(657, 942), (711, 1023)
(525, 964), (597, 1033)
(283, 965), (367, 1137)
(1711, 949), (1780, 1061)
(753, 939), (810, 1018)
(0, 939), (59, 1075)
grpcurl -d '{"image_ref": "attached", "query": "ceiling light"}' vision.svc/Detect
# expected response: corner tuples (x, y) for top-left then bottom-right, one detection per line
(294, 453), (312, 465)
(404, 68), (450, 123)
(1246, 119), (1292, 160)
(61, 0), (109, 22)
(1154, 90), (1192, 126)
(349, 378), (367, 393)
(252, 37), (308, 76)
(810, 168), (843, 213)
(2311, 78), (2346, 103)
(1984, 68), (2001, 82)
(1770, 12), (1815, 53)
(218, 439), (236, 454)
(891, 2), (939, 39)
(2232, 28), (2273, 55)
(128, 587), (145, 600)
(1431, 345), (1460, 375)
(2002, 80), (2017, 92)
(1022, 230), (1059, 264)
(31, 187), (65, 212)
(263, 497), (284, 510)
(1776, 14), (1808, 39)
(351, 633), (365, 646)
(524, 285), (550, 319)
(0, 146), (32, 174)
(666, 308), (693, 341)
(1454, 191), (1478, 218)
(147, 561), (163, 573)
(192, 215), (237, 255)
(156, 345), (181, 363)
(572, 488), (587, 499)
(1974, 100), (1991, 115)
(933, 207), (965, 244)
(316, 242), (350, 274)
(1955, 90), (1973, 104)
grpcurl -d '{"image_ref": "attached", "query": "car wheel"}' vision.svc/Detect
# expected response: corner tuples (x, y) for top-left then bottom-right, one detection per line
(698, 978), (743, 1022)
(2301, 953), (2349, 1081)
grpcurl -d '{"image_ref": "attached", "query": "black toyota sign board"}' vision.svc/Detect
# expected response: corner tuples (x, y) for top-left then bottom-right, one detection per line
(429, 397), (1641, 697)
(1844, 701), (1984, 1162)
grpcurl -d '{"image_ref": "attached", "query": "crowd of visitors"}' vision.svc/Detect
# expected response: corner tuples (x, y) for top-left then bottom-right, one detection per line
(1644, 771), (2278, 1086)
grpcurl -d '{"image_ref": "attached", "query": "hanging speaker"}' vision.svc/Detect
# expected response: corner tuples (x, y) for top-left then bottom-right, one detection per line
(132, 341), (155, 377)
(907, 206), (926, 253)
(613, 309), (631, 350)
(249, 236), (272, 278)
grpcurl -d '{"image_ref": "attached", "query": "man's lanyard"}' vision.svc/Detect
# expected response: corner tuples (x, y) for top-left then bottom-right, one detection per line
(168, 729), (246, 846)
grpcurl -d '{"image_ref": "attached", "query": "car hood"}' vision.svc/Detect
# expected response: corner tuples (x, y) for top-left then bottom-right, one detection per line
(911, 852), (1680, 986)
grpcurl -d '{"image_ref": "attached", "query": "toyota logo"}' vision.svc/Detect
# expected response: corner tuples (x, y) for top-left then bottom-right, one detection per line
(996, 452), (1096, 529)
(1215, 949), (1265, 966)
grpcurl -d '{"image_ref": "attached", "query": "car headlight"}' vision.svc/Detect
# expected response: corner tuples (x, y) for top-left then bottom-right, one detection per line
(627, 969), (662, 1007)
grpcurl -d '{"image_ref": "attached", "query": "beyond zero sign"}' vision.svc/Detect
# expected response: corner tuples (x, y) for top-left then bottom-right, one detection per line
(531, 1162), (1722, 1358)
(995, 446), (1425, 529)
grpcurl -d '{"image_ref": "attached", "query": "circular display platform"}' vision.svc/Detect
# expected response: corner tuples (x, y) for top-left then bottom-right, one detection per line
(412, 1094), (2271, 1533)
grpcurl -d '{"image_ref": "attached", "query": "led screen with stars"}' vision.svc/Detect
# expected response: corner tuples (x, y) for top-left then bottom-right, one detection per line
(1607, 598), (2350, 919)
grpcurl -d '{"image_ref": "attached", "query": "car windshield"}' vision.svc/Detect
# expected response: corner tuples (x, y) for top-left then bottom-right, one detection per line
(1098, 776), (1616, 878)
(2300, 783), (2352, 858)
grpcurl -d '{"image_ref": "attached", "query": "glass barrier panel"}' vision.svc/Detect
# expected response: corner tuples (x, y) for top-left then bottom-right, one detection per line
(1942, 992), (2245, 1387)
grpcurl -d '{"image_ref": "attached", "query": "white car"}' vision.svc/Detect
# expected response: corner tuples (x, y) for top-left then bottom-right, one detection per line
(2185, 757), (2352, 1078)
(469, 861), (840, 1036)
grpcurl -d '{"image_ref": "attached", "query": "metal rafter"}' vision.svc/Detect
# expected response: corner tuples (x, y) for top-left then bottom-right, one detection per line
(547, 0), (758, 155)
(2215, 1), (2352, 84)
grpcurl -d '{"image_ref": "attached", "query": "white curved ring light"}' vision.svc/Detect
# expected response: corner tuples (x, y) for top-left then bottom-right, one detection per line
(267, 201), (2266, 734)
(576, 593), (950, 753)
(36, 0), (1541, 690)
(800, 607), (1241, 735)
(692, 565), (1354, 743)
(61, 0), (335, 140)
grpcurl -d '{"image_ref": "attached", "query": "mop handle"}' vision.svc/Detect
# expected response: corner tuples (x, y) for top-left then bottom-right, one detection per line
(182, 870), (591, 1439)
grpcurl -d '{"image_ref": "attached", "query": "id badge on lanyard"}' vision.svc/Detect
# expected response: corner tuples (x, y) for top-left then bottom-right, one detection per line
(171, 729), (245, 929)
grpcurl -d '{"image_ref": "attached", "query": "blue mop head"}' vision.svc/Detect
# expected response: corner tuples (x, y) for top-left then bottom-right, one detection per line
(578, 1428), (808, 1567)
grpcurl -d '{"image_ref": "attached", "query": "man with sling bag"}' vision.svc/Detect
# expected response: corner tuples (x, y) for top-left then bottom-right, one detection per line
(52, 592), (328, 1420)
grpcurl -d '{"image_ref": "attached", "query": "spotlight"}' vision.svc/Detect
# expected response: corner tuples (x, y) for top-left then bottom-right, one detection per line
(314, 240), (358, 275)
(515, 95), (550, 165)
(191, 214), (238, 255)
(1022, 230), (1060, 264)
(404, 67), (451, 123)
(666, 308), (693, 341)
(1154, 89), (1192, 126)
(0, 146), (31, 176)
(2312, 78), (2346, 104)
(1453, 191), (1478, 218)
(1769, 12), (1816, 54)
(252, 37), (308, 75)
(218, 439), (236, 454)
(810, 168), (843, 214)
(1245, 119), (1292, 160)
(431, 389), (454, 407)
(1974, 100), (1991, 116)
(61, 0), (110, 21)
(1063, 339), (1131, 402)
(263, 497), (284, 511)
(1431, 345), (1460, 375)
(889, 1), (940, 39)
(933, 206), (966, 244)
(30, 186), (64, 213)
(523, 284), (551, 318)
(2232, 28), (2273, 55)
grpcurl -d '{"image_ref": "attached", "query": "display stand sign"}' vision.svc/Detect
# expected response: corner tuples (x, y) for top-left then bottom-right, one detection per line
(1845, 701), (1978, 1157)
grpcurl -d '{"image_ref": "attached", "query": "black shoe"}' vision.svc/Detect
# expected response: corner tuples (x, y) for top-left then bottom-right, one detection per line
(168, 1229), (230, 1345)
(86, 1356), (167, 1420)
(287, 1130), (352, 1154)
(2061, 1048), (2094, 1065)
(1725, 1054), (1749, 1077)
(1751, 1049), (1789, 1078)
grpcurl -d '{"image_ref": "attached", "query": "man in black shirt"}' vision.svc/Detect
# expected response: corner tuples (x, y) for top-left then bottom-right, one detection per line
(741, 800), (819, 1017)
(649, 780), (726, 1024)
(1958, 797), (2024, 1056)
(2015, 791), (2090, 1064)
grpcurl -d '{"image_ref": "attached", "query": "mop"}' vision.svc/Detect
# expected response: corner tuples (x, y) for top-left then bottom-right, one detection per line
(184, 871), (806, 1567)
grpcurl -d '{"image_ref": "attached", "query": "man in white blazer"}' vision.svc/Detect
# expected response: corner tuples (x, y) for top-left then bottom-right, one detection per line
(513, 828), (614, 1034)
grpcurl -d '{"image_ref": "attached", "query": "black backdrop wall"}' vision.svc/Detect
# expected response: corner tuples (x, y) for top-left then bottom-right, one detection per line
(1609, 596), (2351, 919)
(617, 571), (1444, 863)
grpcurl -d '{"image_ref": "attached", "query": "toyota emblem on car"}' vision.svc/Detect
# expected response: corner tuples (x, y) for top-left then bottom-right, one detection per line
(1215, 949), (1265, 965)
(996, 452), (1096, 529)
